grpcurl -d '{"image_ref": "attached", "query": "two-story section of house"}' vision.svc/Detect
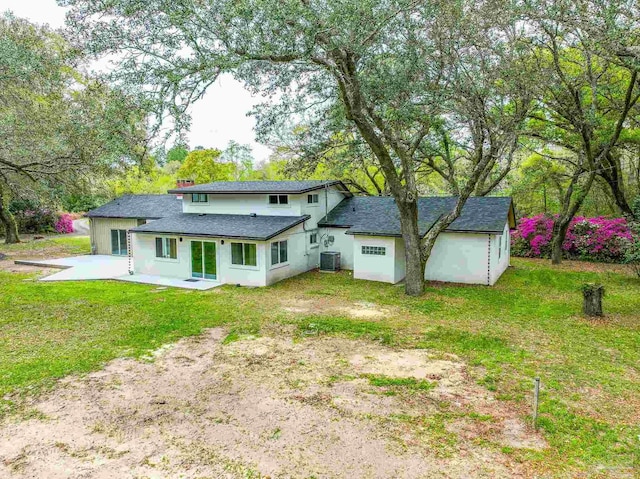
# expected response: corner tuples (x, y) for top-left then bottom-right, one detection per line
(127, 181), (350, 287)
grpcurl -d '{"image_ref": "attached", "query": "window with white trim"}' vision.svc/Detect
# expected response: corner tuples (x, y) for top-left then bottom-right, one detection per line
(271, 240), (288, 266)
(192, 193), (208, 203)
(155, 237), (177, 259)
(499, 236), (502, 259)
(231, 242), (257, 266)
(309, 232), (318, 245)
(268, 194), (288, 205)
(307, 194), (319, 204)
(361, 245), (386, 256)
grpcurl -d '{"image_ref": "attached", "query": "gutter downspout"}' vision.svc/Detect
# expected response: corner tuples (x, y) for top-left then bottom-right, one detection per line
(325, 182), (329, 222)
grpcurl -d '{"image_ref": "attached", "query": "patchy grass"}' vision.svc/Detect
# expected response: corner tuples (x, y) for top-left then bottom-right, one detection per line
(0, 235), (91, 259)
(365, 374), (435, 392)
(0, 237), (638, 477)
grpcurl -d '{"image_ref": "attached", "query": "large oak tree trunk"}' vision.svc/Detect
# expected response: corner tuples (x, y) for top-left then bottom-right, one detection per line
(397, 199), (425, 296)
(551, 169), (597, 265)
(0, 188), (19, 244)
(551, 216), (571, 264)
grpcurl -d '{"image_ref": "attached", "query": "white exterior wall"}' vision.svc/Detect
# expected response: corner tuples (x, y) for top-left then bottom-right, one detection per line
(131, 233), (268, 287)
(424, 232), (490, 285)
(181, 186), (346, 229)
(352, 235), (399, 283)
(394, 237), (407, 283)
(265, 223), (318, 286)
(182, 193), (302, 216)
(319, 227), (354, 270)
(131, 225), (321, 287)
(489, 222), (510, 285)
(300, 187), (345, 229)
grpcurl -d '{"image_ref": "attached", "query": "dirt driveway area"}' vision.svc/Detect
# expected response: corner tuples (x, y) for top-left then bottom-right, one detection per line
(0, 330), (545, 478)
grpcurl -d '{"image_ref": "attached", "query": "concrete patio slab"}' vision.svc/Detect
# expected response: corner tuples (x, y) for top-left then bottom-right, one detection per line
(15, 255), (222, 290)
(15, 255), (129, 281)
(116, 273), (221, 290)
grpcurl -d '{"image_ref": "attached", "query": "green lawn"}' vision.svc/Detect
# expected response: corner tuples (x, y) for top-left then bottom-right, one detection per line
(0, 236), (638, 476)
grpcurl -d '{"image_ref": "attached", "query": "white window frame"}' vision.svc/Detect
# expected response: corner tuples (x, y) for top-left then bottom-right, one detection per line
(192, 193), (208, 203)
(230, 242), (259, 270)
(268, 194), (289, 206)
(361, 245), (386, 256)
(155, 237), (178, 261)
(307, 194), (319, 205)
(309, 231), (319, 248)
(270, 239), (289, 268)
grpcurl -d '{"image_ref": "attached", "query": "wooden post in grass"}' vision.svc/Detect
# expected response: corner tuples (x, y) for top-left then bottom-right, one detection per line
(582, 284), (605, 317)
(533, 377), (540, 430)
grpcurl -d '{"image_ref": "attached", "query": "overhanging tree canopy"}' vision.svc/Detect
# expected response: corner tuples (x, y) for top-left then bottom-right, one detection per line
(61, 0), (534, 294)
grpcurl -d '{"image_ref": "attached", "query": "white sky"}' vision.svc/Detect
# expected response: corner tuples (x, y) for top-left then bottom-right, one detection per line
(0, 0), (274, 162)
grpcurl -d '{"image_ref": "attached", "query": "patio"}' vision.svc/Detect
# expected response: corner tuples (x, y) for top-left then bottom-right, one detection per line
(14, 255), (221, 290)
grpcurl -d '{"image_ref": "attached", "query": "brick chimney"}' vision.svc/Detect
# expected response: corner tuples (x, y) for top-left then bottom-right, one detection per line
(176, 179), (195, 189)
(174, 179), (195, 199)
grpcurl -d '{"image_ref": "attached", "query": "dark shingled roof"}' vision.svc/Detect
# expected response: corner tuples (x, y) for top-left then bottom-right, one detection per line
(130, 213), (310, 241)
(86, 195), (183, 219)
(318, 196), (515, 237)
(168, 180), (350, 195)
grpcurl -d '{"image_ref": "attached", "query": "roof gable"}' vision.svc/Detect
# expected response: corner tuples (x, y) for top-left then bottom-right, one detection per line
(319, 196), (515, 237)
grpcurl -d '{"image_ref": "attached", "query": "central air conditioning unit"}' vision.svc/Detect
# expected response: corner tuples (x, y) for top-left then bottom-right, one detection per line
(320, 251), (341, 273)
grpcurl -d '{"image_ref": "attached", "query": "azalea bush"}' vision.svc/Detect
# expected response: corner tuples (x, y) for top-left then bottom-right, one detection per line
(511, 214), (635, 263)
(55, 213), (75, 234)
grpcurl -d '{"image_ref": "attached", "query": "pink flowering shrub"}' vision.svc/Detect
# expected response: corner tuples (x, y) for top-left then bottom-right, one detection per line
(511, 214), (635, 263)
(55, 213), (74, 234)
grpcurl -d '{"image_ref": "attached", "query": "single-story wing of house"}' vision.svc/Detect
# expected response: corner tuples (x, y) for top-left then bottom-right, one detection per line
(86, 180), (516, 287)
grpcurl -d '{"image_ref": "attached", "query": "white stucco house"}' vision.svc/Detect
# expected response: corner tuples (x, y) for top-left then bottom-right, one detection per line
(86, 180), (516, 287)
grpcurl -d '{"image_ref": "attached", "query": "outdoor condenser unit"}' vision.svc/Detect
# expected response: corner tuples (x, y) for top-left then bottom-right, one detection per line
(320, 251), (341, 272)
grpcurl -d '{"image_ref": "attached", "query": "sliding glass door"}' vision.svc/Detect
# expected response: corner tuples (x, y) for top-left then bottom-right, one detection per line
(110, 229), (127, 255)
(191, 240), (217, 280)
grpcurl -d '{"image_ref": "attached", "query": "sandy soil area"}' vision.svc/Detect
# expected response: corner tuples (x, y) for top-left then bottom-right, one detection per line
(0, 330), (545, 478)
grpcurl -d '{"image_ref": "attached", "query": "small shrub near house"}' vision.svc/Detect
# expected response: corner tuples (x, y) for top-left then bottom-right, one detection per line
(511, 214), (635, 263)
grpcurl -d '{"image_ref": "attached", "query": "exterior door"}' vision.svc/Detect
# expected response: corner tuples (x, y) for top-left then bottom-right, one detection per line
(110, 229), (127, 255)
(191, 240), (217, 280)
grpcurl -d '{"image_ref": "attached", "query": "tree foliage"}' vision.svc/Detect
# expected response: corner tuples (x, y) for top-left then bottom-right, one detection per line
(522, 0), (640, 263)
(0, 13), (150, 242)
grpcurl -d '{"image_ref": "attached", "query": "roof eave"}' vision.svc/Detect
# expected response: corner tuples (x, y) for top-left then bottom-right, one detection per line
(131, 230), (271, 241)
(345, 231), (403, 238)
(444, 228), (505, 234)
(130, 215), (311, 241)
(86, 214), (163, 220)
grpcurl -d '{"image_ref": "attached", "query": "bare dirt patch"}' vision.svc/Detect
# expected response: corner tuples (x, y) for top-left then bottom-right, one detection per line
(0, 259), (58, 275)
(0, 330), (545, 478)
(280, 297), (392, 320)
